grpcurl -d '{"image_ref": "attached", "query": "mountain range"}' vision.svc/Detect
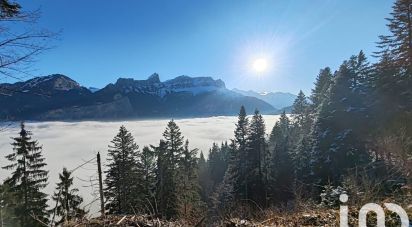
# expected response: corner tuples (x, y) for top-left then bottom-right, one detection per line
(0, 74), (295, 120)
(232, 89), (297, 109)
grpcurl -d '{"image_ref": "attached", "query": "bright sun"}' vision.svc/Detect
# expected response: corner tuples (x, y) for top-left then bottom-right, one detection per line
(253, 58), (268, 73)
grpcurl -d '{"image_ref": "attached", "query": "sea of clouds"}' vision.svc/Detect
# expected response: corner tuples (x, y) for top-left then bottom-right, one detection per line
(0, 115), (280, 216)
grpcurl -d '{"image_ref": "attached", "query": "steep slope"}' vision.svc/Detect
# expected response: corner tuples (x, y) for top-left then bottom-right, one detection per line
(0, 74), (93, 120)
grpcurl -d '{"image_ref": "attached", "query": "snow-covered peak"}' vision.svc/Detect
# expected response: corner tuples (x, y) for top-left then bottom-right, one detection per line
(164, 75), (225, 89)
(113, 74), (225, 96)
(20, 74), (81, 91)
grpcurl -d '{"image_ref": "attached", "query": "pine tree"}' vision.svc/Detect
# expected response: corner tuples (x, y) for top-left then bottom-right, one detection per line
(0, 183), (18, 226)
(155, 120), (185, 219)
(268, 112), (294, 203)
(245, 109), (266, 206)
(104, 125), (142, 214)
(2, 122), (49, 227)
(208, 143), (229, 189)
(232, 106), (249, 200)
(311, 58), (372, 187)
(210, 140), (236, 217)
(292, 90), (312, 132)
(141, 146), (157, 209)
(377, 0), (412, 73)
(375, 0), (412, 110)
(51, 168), (85, 225)
(177, 140), (202, 218)
(290, 91), (313, 188)
(198, 151), (213, 203)
(311, 67), (333, 111)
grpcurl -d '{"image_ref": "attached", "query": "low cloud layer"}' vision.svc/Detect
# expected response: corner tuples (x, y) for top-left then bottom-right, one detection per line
(0, 115), (280, 216)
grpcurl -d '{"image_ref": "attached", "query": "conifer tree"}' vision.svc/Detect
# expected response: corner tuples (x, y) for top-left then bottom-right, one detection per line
(311, 67), (333, 111)
(104, 125), (142, 214)
(377, 0), (412, 73)
(177, 140), (202, 218)
(292, 90), (312, 133)
(2, 122), (49, 227)
(375, 0), (412, 110)
(208, 143), (229, 189)
(155, 120), (185, 219)
(198, 151), (213, 202)
(0, 183), (18, 226)
(268, 112), (294, 203)
(290, 91), (313, 187)
(211, 140), (236, 217)
(141, 146), (157, 206)
(51, 168), (85, 225)
(311, 58), (371, 187)
(232, 106), (249, 200)
(245, 109), (266, 205)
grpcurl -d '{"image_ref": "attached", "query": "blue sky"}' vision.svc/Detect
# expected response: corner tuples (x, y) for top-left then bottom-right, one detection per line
(13, 0), (393, 94)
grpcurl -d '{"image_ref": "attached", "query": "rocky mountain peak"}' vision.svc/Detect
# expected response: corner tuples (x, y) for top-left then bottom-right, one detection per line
(20, 74), (81, 91)
(147, 73), (160, 83)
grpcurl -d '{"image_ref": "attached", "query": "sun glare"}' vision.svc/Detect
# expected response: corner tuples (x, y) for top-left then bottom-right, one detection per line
(253, 58), (268, 73)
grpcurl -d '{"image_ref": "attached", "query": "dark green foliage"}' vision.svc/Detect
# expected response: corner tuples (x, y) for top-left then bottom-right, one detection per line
(198, 151), (213, 203)
(155, 120), (184, 219)
(232, 106), (249, 200)
(210, 141), (237, 216)
(311, 54), (372, 186)
(2, 122), (49, 227)
(0, 183), (18, 226)
(268, 112), (294, 203)
(177, 140), (202, 218)
(208, 142), (229, 189)
(375, 0), (412, 112)
(51, 168), (86, 225)
(245, 109), (267, 206)
(311, 67), (333, 111)
(141, 146), (157, 209)
(104, 125), (142, 214)
(290, 91), (313, 187)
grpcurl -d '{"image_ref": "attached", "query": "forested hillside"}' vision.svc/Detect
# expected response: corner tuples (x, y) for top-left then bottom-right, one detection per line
(1, 0), (412, 226)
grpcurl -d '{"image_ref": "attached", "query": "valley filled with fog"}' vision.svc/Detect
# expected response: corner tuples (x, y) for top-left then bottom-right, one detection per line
(0, 115), (280, 216)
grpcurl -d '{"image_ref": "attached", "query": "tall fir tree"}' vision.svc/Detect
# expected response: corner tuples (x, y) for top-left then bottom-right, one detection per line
(232, 106), (249, 201)
(268, 112), (294, 203)
(104, 125), (142, 214)
(210, 140), (236, 217)
(375, 0), (412, 111)
(0, 183), (18, 226)
(292, 90), (312, 132)
(310, 67), (333, 111)
(310, 57), (372, 187)
(140, 146), (157, 209)
(208, 143), (229, 189)
(155, 120), (185, 219)
(51, 168), (86, 225)
(245, 109), (267, 206)
(177, 140), (202, 218)
(290, 91), (313, 187)
(3, 122), (49, 227)
(197, 151), (213, 203)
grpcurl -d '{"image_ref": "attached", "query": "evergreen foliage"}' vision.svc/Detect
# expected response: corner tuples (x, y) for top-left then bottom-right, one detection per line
(2, 122), (49, 227)
(51, 168), (86, 225)
(104, 125), (142, 214)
